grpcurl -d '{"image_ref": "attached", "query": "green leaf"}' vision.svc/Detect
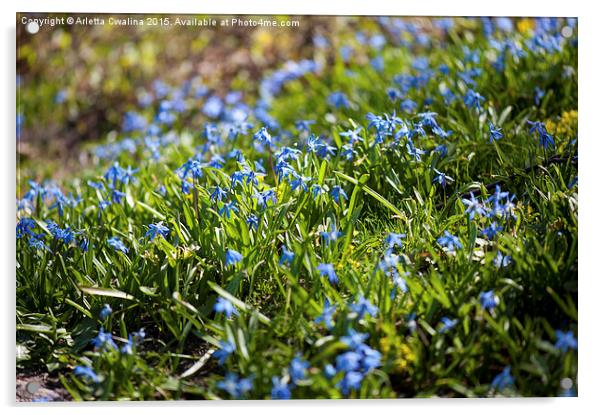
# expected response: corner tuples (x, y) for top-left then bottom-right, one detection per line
(78, 286), (135, 300)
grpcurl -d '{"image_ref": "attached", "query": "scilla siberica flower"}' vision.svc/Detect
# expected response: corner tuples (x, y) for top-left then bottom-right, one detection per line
(317, 263), (338, 285)
(350, 295), (378, 320)
(219, 201), (239, 219)
(321, 223), (342, 246)
(439, 316), (458, 333)
(99, 304), (112, 320)
(481, 222), (503, 239)
(491, 366), (514, 391)
(289, 355), (310, 384)
(554, 330), (577, 352)
(464, 89), (485, 111)
(432, 169), (454, 187)
(314, 298), (336, 329)
(526, 120), (555, 149)
(217, 372), (253, 398)
(210, 186), (228, 202)
(225, 248), (243, 267)
(214, 297), (238, 318)
(493, 251), (512, 268)
(246, 214), (259, 230)
(91, 327), (118, 350)
(330, 185), (348, 203)
(279, 245), (295, 265)
(385, 232), (406, 251)
(462, 193), (487, 220)
(145, 221), (169, 241)
(74, 366), (100, 383)
(107, 236), (128, 254)
(213, 340), (236, 365)
(437, 230), (462, 252)
(327, 91), (351, 109)
(479, 290), (499, 311)
(271, 376), (291, 399)
(488, 122), (504, 143)
(253, 126), (272, 146)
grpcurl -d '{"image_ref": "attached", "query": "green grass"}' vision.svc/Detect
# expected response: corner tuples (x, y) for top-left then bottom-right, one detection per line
(16, 16), (577, 400)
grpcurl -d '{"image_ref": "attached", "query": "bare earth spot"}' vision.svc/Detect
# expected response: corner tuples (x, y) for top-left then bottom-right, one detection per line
(16, 373), (71, 402)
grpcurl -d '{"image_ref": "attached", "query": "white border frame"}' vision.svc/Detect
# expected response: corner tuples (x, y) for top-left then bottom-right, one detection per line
(3, 1), (600, 414)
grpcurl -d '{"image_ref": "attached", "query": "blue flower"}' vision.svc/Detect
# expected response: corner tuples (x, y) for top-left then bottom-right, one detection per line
(406, 138), (426, 161)
(321, 223), (343, 246)
(370, 55), (384, 72)
(385, 232), (406, 250)
(145, 221), (169, 241)
(203, 96), (223, 119)
(99, 304), (112, 320)
(246, 214), (259, 230)
(289, 174), (311, 192)
(432, 168), (453, 187)
(554, 330), (578, 352)
(488, 122), (503, 143)
(439, 316), (458, 333)
(271, 376), (291, 399)
(341, 328), (369, 349)
(400, 98), (417, 113)
(107, 236), (128, 254)
(111, 189), (125, 204)
(462, 193), (487, 220)
(16, 217), (36, 239)
(526, 120), (555, 149)
(357, 344), (382, 372)
(79, 237), (89, 252)
(311, 184), (325, 200)
(341, 143), (357, 161)
(289, 355), (310, 384)
(433, 144), (448, 157)
(47, 222), (76, 245)
(120, 334), (137, 355)
(464, 89), (485, 111)
(253, 189), (277, 208)
(214, 297), (238, 318)
(327, 91), (350, 109)
(493, 251), (512, 268)
(491, 366), (514, 391)
(534, 86), (545, 106)
(219, 201), (239, 219)
(225, 248), (243, 266)
(317, 263), (338, 285)
(74, 366), (100, 383)
(213, 340), (236, 365)
(336, 351), (362, 372)
(479, 290), (499, 311)
(350, 295), (378, 320)
(279, 245), (295, 265)
(314, 299), (336, 329)
(337, 371), (364, 396)
(481, 222), (503, 239)
(28, 237), (50, 251)
(253, 127), (272, 146)
(91, 327), (118, 350)
(99, 200), (112, 211)
(324, 364), (337, 378)
(210, 186), (228, 202)
(217, 373), (253, 398)
(330, 186), (348, 203)
(437, 231), (463, 252)
(295, 119), (315, 132)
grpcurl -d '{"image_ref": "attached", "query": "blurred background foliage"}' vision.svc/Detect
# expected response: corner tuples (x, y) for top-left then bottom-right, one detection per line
(17, 14), (339, 177)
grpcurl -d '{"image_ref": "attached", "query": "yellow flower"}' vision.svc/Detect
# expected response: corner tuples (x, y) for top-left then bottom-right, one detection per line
(517, 18), (534, 35)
